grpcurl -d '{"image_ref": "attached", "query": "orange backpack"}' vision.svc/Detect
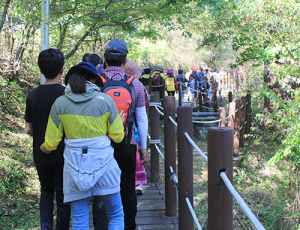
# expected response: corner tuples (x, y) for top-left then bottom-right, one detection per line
(100, 73), (135, 146)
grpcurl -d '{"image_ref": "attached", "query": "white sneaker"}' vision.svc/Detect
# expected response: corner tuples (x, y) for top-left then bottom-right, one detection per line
(135, 185), (143, 195)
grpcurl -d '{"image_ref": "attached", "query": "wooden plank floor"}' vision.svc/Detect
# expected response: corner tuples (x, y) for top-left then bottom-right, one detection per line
(136, 182), (178, 230)
(75, 182), (178, 229)
(71, 163), (178, 229)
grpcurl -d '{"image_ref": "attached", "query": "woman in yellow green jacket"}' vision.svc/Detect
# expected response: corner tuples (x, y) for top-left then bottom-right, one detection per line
(40, 62), (125, 229)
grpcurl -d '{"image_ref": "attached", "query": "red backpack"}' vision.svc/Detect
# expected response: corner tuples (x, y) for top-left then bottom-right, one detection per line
(152, 72), (162, 86)
(100, 73), (135, 146)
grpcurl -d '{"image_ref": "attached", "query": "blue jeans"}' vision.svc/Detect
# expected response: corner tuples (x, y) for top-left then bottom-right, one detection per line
(70, 192), (124, 230)
(181, 92), (185, 105)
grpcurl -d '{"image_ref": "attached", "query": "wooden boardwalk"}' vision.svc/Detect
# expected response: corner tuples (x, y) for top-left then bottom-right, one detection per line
(136, 182), (178, 229)
(82, 182), (178, 229)
(78, 163), (179, 229)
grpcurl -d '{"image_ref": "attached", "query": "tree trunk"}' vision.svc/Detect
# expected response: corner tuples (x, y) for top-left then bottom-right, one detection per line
(0, 0), (11, 33)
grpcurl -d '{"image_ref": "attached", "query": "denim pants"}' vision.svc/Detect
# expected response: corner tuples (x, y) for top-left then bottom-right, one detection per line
(93, 144), (137, 230)
(36, 158), (71, 230)
(70, 192), (124, 230)
(181, 92), (185, 105)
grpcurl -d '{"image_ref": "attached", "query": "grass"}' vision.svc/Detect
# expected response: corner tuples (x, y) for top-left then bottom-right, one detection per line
(0, 78), (40, 229)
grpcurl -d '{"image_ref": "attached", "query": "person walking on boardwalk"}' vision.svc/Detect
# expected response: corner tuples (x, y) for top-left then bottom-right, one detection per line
(165, 68), (177, 96)
(175, 69), (188, 105)
(97, 39), (149, 230)
(82, 52), (104, 74)
(25, 48), (71, 230)
(140, 67), (154, 86)
(189, 68), (200, 103)
(124, 60), (149, 195)
(40, 62), (125, 229)
(198, 67), (205, 82)
(82, 52), (111, 229)
(151, 66), (165, 100)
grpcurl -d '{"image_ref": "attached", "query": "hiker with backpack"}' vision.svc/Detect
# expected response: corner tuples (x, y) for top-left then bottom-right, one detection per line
(188, 69), (200, 102)
(139, 67), (154, 86)
(165, 68), (178, 96)
(40, 62), (125, 229)
(97, 39), (148, 230)
(151, 66), (165, 100)
(175, 69), (188, 105)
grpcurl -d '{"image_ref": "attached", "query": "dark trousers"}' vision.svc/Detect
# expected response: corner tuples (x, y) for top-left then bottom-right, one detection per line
(93, 144), (137, 230)
(36, 158), (71, 230)
(167, 91), (175, 96)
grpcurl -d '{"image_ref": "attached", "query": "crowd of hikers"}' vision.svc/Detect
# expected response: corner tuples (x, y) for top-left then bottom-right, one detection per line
(139, 65), (234, 105)
(24, 38), (242, 230)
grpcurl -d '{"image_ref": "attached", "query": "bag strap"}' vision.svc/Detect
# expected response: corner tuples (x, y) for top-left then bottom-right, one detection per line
(99, 73), (108, 83)
(125, 75), (135, 85)
(100, 73), (134, 86)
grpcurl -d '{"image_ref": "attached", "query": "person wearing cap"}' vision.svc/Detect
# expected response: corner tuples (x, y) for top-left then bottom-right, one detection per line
(139, 67), (154, 86)
(99, 39), (149, 230)
(40, 62), (125, 229)
(82, 52), (104, 74)
(25, 48), (71, 229)
(165, 68), (177, 96)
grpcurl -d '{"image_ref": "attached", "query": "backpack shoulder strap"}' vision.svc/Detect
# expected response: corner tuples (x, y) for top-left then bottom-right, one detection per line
(99, 73), (108, 83)
(124, 74), (135, 85)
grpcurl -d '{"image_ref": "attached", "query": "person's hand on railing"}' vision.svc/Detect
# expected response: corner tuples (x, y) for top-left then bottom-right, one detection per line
(139, 148), (149, 165)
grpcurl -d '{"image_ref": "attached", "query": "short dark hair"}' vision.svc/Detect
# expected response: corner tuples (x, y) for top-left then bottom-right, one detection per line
(178, 69), (183, 74)
(68, 70), (96, 94)
(144, 68), (151, 74)
(38, 48), (64, 79)
(82, 53), (102, 67)
(104, 54), (126, 67)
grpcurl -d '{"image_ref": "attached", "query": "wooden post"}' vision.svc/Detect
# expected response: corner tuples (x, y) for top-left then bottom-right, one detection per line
(163, 96), (177, 217)
(147, 78), (152, 94)
(178, 83), (182, 106)
(177, 106), (193, 230)
(240, 97), (246, 147)
(228, 73), (231, 91)
(145, 85), (150, 94)
(228, 102), (236, 131)
(199, 90), (203, 112)
(150, 91), (160, 182)
(208, 127), (233, 230)
(219, 107), (226, 127)
(234, 99), (241, 156)
(246, 91), (251, 134)
(213, 90), (217, 112)
(228, 91), (232, 103)
(160, 78), (165, 101)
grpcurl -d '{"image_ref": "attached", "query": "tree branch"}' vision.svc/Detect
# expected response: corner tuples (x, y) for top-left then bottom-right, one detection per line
(65, 27), (92, 60)
(0, 0), (11, 33)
